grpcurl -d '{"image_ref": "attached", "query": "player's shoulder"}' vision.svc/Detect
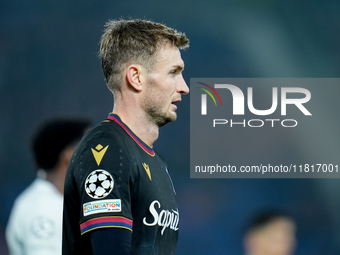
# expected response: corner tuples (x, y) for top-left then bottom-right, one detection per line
(68, 119), (136, 179)
(14, 178), (56, 203)
(81, 119), (120, 141)
(10, 183), (35, 214)
(77, 119), (127, 152)
(10, 179), (62, 218)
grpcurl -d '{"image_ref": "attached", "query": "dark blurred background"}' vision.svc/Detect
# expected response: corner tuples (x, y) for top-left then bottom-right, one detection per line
(1, 0), (340, 254)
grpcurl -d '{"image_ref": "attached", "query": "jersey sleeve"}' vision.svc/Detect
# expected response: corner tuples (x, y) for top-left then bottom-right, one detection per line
(75, 137), (138, 236)
(90, 228), (131, 255)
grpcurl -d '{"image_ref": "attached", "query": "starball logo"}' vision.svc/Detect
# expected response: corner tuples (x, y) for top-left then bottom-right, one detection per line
(197, 82), (312, 128)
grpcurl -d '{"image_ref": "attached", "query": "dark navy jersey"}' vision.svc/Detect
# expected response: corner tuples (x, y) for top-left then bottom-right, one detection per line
(62, 113), (179, 255)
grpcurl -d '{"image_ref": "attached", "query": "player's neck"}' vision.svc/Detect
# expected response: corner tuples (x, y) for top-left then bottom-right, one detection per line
(43, 156), (69, 194)
(44, 168), (65, 194)
(113, 106), (159, 146)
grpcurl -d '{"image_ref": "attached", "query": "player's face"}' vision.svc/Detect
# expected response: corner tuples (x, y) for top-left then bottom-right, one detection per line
(248, 218), (296, 255)
(143, 44), (189, 127)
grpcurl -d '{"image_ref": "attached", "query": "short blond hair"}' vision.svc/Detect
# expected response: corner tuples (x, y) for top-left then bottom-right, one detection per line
(100, 19), (189, 93)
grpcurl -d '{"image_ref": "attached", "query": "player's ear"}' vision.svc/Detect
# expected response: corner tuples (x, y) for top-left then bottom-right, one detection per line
(126, 64), (144, 92)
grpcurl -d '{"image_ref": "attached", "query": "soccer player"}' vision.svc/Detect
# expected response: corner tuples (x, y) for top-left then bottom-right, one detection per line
(62, 19), (189, 255)
(6, 118), (90, 255)
(243, 211), (297, 255)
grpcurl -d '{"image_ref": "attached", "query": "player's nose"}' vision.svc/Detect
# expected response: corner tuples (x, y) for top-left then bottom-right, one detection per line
(177, 75), (189, 95)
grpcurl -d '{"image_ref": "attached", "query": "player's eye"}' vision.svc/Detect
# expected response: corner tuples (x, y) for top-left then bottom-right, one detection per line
(170, 69), (181, 76)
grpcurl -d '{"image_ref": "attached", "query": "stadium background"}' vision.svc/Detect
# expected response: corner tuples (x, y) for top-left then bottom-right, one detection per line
(1, 0), (340, 254)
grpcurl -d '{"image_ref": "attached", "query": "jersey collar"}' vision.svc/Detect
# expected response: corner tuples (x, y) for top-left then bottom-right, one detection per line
(107, 113), (155, 156)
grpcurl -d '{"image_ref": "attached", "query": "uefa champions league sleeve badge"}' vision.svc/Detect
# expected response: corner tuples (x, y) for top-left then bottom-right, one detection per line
(85, 170), (114, 199)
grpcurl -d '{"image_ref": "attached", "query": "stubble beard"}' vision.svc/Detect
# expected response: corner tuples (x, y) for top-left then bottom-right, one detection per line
(143, 81), (177, 128)
(143, 98), (177, 127)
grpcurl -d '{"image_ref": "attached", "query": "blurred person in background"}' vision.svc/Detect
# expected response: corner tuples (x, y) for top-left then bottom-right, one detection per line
(243, 211), (297, 255)
(6, 118), (91, 255)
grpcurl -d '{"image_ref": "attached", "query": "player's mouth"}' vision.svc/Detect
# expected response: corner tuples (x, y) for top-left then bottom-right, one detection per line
(171, 99), (181, 110)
